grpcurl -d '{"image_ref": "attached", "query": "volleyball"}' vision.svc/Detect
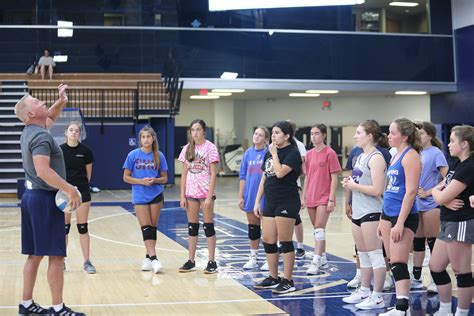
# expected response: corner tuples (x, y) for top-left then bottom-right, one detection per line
(55, 189), (82, 213)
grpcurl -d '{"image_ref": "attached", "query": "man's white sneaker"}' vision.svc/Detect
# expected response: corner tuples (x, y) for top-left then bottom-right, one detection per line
(307, 258), (321, 275)
(355, 294), (385, 310)
(342, 288), (370, 304)
(152, 259), (162, 273)
(383, 273), (395, 291)
(141, 258), (152, 271)
(260, 260), (269, 271)
(347, 273), (361, 289)
(243, 256), (258, 270)
(320, 255), (329, 269)
(433, 310), (453, 316)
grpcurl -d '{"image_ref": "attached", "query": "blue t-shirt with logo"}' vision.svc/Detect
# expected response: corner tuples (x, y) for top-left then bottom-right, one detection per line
(123, 148), (168, 204)
(239, 146), (267, 211)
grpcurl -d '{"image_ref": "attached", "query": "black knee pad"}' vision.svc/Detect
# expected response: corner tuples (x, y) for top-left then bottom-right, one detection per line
(65, 224), (71, 235)
(203, 223), (215, 237)
(413, 237), (426, 252)
(430, 270), (451, 286)
(280, 241), (295, 253)
(427, 237), (436, 253)
(456, 272), (473, 288)
(141, 225), (156, 241)
(295, 215), (302, 226)
(382, 243), (387, 258)
(188, 222), (199, 237)
(263, 242), (278, 254)
(390, 262), (410, 282)
(395, 298), (409, 312)
(248, 224), (261, 241)
(77, 223), (88, 234)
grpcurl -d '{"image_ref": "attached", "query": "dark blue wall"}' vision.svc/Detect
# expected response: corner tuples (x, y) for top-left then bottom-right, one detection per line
(431, 25), (474, 124)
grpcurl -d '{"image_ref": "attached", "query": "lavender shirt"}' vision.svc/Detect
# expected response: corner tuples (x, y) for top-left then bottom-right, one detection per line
(416, 146), (448, 211)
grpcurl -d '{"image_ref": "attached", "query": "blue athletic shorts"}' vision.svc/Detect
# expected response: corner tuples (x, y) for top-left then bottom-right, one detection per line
(21, 189), (66, 257)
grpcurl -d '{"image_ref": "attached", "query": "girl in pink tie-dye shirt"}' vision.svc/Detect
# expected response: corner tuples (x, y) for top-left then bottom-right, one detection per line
(178, 119), (220, 274)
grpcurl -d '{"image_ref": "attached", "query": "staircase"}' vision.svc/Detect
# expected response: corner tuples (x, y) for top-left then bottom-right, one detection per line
(0, 81), (27, 195)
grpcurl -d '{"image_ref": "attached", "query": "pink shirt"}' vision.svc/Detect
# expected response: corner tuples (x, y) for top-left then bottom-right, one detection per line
(178, 140), (220, 199)
(304, 146), (342, 207)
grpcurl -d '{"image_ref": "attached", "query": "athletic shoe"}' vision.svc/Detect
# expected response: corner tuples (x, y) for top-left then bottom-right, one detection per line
(48, 305), (85, 316)
(433, 310), (452, 316)
(18, 301), (49, 315)
(355, 294), (385, 310)
(83, 260), (96, 274)
(320, 255), (329, 269)
(307, 257), (322, 275)
(379, 307), (411, 315)
(254, 276), (281, 289)
(151, 259), (162, 274)
(272, 278), (296, 294)
(347, 273), (361, 289)
(260, 260), (269, 271)
(383, 273), (395, 292)
(427, 280), (438, 294)
(179, 260), (196, 273)
(411, 278), (423, 290)
(243, 256), (258, 270)
(295, 248), (306, 259)
(342, 288), (370, 304)
(141, 258), (152, 271)
(204, 260), (218, 274)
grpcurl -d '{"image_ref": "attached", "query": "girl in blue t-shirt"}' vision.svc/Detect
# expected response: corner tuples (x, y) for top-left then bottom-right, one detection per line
(123, 126), (168, 274)
(238, 126), (269, 270)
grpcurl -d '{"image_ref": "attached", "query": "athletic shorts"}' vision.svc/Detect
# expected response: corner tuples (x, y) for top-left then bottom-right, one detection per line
(76, 184), (91, 203)
(21, 189), (66, 257)
(134, 192), (164, 206)
(186, 196), (216, 202)
(381, 212), (419, 234)
(438, 219), (474, 244)
(263, 198), (300, 220)
(352, 212), (381, 227)
(295, 214), (302, 225)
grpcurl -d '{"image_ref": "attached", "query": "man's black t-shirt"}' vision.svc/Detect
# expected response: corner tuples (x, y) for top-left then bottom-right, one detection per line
(440, 156), (474, 222)
(262, 144), (302, 202)
(60, 142), (94, 187)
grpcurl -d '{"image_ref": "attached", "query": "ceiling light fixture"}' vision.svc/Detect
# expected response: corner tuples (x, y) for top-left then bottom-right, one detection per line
(220, 72), (238, 80)
(207, 92), (232, 96)
(209, 0), (365, 11)
(190, 95), (220, 100)
(394, 91), (427, 95)
(211, 89), (245, 93)
(289, 93), (320, 97)
(306, 90), (339, 94)
(389, 2), (419, 7)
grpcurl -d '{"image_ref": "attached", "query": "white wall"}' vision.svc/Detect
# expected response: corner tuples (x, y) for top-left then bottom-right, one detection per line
(452, 0), (474, 30)
(175, 99), (215, 127)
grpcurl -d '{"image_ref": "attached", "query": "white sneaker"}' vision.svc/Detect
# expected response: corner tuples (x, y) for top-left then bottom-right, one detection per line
(433, 310), (452, 316)
(342, 288), (370, 304)
(411, 278), (423, 290)
(379, 307), (411, 315)
(320, 255), (329, 269)
(347, 273), (361, 289)
(383, 273), (394, 291)
(307, 257), (321, 275)
(427, 279), (438, 294)
(260, 260), (269, 271)
(423, 250), (431, 267)
(243, 256), (258, 270)
(152, 259), (162, 273)
(141, 258), (152, 271)
(355, 294), (385, 310)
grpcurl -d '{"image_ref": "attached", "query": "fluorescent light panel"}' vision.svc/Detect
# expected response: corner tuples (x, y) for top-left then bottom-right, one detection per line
(211, 89), (245, 93)
(306, 90), (339, 94)
(57, 20), (73, 37)
(389, 2), (419, 7)
(207, 92), (232, 96)
(209, 0), (365, 11)
(289, 93), (320, 97)
(394, 91), (427, 95)
(53, 55), (68, 62)
(220, 72), (238, 79)
(190, 95), (220, 99)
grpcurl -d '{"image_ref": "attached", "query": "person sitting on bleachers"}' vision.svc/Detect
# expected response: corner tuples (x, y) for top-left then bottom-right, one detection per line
(38, 49), (56, 80)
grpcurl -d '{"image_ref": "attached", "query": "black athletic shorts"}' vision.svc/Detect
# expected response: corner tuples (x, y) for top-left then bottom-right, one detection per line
(135, 192), (164, 205)
(76, 184), (91, 203)
(381, 212), (419, 234)
(352, 212), (381, 227)
(263, 198), (301, 220)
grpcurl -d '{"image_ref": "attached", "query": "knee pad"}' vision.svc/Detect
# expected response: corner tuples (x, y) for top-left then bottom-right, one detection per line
(368, 249), (386, 269)
(382, 243), (387, 258)
(65, 224), (71, 235)
(413, 237), (426, 252)
(248, 224), (261, 241)
(431, 270), (451, 286)
(77, 223), (88, 234)
(358, 251), (372, 268)
(141, 225), (157, 241)
(456, 272), (473, 288)
(427, 237), (436, 253)
(263, 242), (278, 254)
(314, 228), (325, 241)
(295, 215), (302, 226)
(203, 223), (215, 237)
(188, 222), (199, 237)
(279, 241), (295, 253)
(390, 262), (410, 282)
